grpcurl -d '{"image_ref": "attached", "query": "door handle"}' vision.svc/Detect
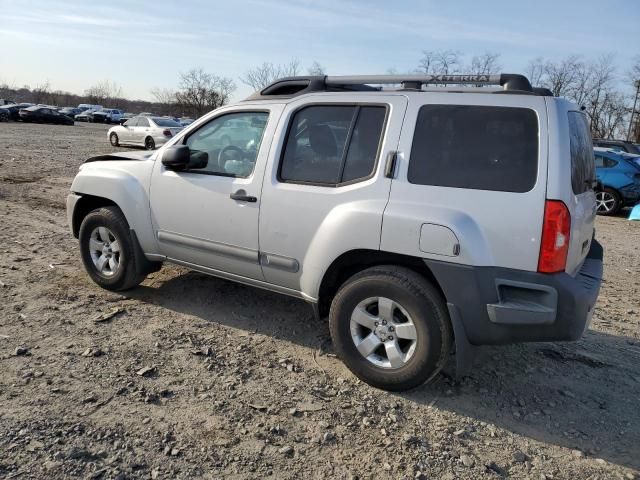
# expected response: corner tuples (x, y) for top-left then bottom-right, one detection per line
(384, 151), (398, 178)
(230, 189), (257, 202)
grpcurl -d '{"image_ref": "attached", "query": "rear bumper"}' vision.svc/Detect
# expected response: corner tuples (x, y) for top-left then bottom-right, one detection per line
(426, 239), (603, 345)
(620, 184), (640, 205)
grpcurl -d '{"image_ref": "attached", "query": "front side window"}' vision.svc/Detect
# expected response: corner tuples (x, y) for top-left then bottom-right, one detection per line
(408, 105), (539, 192)
(568, 111), (596, 194)
(185, 111), (269, 177)
(279, 105), (386, 185)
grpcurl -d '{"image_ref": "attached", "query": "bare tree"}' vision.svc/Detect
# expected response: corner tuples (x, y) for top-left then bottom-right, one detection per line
(540, 55), (583, 97)
(417, 50), (462, 77)
(150, 87), (177, 105)
(308, 61), (326, 76)
(31, 81), (51, 104)
(240, 59), (302, 90)
(468, 52), (501, 76)
(626, 56), (640, 141)
(84, 80), (123, 105)
(175, 68), (235, 117)
(525, 57), (545, 87)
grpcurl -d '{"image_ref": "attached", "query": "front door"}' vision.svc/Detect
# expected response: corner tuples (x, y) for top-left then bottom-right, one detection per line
(149, 105), (283, 280)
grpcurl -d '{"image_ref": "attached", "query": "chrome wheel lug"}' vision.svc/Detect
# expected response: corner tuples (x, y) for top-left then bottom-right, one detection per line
(374, 322), (379, 327)
(388, 335), (394, 341)
(389, 326), (395, 332)
(382, 320), (387, 325)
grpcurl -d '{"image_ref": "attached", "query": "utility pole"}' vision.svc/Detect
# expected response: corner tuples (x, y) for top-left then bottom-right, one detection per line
(628, 80), (640, 142)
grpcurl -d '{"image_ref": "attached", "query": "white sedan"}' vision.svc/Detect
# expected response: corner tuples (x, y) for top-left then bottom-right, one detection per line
(108, 116), (183, 150)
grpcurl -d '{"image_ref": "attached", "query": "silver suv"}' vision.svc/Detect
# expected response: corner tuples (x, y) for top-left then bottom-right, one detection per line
(67, 74), (603, 391)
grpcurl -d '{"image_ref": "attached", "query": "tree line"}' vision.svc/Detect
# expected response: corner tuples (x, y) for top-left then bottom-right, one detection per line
(1, 52), (638, 141)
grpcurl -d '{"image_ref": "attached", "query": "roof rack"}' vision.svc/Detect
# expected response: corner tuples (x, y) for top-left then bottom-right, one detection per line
(246, 73), (551, 100)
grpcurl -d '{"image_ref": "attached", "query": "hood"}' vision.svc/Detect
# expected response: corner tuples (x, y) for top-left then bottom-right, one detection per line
(85, 151), (154, 163)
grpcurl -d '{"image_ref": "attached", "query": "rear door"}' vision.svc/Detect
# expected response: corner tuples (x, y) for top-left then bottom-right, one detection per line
(565, 111), (596, 274)
(258, 94), (408, 291)
(382, 93), (548, 271)
(133, 117), (150, 145)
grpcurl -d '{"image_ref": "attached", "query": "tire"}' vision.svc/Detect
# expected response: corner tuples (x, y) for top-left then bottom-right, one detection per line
(110, 132), (119, 147)
(329, 265), (452, 391)
(79, 206), (151, 291)
(145, 137), (155, 150)
(596, 188), (621, 216)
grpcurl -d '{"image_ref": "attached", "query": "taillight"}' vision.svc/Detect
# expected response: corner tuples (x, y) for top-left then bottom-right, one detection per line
(538, 200), (571, 273)
(163, 129), (172, 137)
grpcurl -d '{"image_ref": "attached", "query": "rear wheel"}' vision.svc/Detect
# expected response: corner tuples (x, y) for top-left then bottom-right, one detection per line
(329, 266), (452, 391)
(596, 188), (621, 215)
(145, 137), (155, 150)
(109, 132), (119, 147)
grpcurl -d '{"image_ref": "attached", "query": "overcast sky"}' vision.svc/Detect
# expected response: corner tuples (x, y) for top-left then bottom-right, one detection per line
(1, 0), (638, 102)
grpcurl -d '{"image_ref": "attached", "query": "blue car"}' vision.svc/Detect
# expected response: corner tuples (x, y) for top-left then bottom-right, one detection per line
(594, 147), (640, 215)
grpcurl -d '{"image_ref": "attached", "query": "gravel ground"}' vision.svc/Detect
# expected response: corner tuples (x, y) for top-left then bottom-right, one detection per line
(0, 122), (639, 480)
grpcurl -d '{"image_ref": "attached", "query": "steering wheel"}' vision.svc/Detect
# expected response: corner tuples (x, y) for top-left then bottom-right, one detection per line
(218, 145), (244, 167)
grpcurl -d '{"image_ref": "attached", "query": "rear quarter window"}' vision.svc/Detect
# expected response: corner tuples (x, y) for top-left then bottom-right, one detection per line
(568, 112), (595, 194)
(408, 105), (539, 192)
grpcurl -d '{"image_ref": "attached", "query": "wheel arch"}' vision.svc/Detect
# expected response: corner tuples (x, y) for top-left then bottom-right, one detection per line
(316, 249), (446, 319)
(71, 194), (119, 238)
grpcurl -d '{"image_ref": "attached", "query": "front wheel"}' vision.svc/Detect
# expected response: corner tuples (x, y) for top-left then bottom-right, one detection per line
(79, 206), (150, 291)
(329, 266), (452, 391)
(596, 188), (621, 216)
(109, 132), (119, 147)
(145, 137), (155, 150)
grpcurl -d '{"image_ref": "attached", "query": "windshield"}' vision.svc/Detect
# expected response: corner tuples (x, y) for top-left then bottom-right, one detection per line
(152, 118), (181, 127)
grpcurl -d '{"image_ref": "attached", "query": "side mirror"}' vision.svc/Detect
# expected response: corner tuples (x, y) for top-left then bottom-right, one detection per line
(162, 145), (191, 170)
(161, 145), (208, 171)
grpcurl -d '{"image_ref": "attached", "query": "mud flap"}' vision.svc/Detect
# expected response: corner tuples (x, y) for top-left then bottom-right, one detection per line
(447, 303), (477, 378)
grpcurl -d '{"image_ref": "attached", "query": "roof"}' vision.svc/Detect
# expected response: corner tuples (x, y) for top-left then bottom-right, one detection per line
(245, 73), (554, 101)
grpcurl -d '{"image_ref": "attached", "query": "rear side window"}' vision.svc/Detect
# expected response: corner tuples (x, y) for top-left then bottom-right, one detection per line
(279, 105), (386, 185)
(568, 112), (595, 194)
(408, 105), (539, 192)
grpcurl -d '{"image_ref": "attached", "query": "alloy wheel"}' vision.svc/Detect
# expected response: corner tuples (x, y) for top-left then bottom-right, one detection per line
(349, 296), (418, 369)
(596, 191), (616, 214)
(88, 226), (121, 277)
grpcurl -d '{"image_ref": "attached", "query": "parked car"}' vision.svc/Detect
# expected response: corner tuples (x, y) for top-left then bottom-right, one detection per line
(19, 106), (74, 125)
(178, 117), (195, 127)
(594, 147), (640, 215)
(59, 107), (83, 118)
(67, 73), (603, 391)
(75, 110), (96, 122)
(0, 103), (34, 121)
(78, 104), (103, 112)
(92, 108), (123, 124)
(0, 99), (16, 106)
(593, 138), (640, 155)
(118, 112), (135, 125)
(107, 116), (183, 149)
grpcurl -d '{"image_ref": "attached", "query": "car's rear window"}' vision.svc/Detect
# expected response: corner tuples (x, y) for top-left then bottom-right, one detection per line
(568, 112), (595, 194)
(153, 118), (181, 127)
(408, 105), (539, 192)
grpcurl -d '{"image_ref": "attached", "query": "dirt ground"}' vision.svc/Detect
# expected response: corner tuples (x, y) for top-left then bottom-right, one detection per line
(0, 122), (639, 480)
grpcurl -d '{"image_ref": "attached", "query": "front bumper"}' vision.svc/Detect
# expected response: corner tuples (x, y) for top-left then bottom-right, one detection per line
(426, 240), (603, 345)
